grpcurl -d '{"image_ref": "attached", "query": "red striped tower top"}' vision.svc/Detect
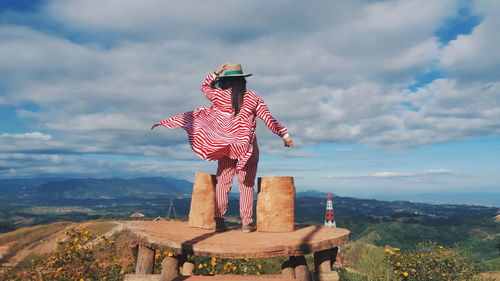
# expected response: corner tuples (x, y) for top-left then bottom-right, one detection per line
(156, 74), (288, 170)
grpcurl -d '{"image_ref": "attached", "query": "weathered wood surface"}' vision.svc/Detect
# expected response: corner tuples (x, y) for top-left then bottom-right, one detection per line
(189, 172), (216, 230)
(173, 275), (296, 280)
(257, 176), (295, 232)
(160, 256), (179, 281)
(124, 274), (161, 281)
(136, 244), (155, 274)
(123, 220), (350, 258)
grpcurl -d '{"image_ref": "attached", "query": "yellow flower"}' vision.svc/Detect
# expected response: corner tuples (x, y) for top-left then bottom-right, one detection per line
(232, 266), (237, 271)
(78, 224), (84, 228)
(56, 267), (63, 272)
(55, 237), (61, 242)
(83, 237), (88, 241)
(79, 279), (85, 281)
(109, 240), (115, 244)
(198, 264), (203, 269)
(396, 262), (401, 266)
(76, 244), (82, 250)
(167, 252), (173, 257)
(84, 230), (89, 234)
(256, 272), (261, 275)
(257, 264), (262, 270)
(393, 247), (400, 251)
(73, 237), (79, 242)
(120, 270), (125, 274)
(403, 272), (409, 277)
(438, 245), (444, 249)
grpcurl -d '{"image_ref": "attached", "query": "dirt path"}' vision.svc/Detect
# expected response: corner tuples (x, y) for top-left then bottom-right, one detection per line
(0, 221), (123, 268)
(1, 223), (76, 267)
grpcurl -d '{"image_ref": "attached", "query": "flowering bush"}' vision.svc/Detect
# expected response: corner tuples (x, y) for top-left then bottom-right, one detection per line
(0, 224), (134, 281)
(193, 256), (264, 275)
(384, 241), (479, 281)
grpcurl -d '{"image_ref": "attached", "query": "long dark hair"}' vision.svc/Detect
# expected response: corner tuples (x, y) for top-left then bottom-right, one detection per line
(215, 77), (247, 116)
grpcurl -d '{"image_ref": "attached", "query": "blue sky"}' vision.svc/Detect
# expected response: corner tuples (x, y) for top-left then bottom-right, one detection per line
(1, 0), (499, 205)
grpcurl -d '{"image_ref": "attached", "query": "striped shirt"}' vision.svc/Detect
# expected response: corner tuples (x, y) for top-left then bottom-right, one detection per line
(157, 74), (288, 170)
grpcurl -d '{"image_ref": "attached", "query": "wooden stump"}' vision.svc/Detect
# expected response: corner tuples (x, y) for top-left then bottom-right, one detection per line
(314, 248), (332, 273)
(314, 248), (341, 281)
(281, 258), (296, 279)
(181, 261), (195, 276)
(256, 176), (295, 232)
(315, 271), (340, 281)
(160, 256), (179, 281)
(293, 256), (312, 281)
(136, 244), (155, 274)
(189, 172), (217, 229)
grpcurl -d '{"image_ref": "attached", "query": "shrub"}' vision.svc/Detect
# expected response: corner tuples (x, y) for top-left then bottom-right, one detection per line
(384, 241), (479, 281)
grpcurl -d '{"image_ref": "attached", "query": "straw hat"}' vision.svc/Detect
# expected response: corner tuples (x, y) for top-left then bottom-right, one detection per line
(217, 64), (252, 78)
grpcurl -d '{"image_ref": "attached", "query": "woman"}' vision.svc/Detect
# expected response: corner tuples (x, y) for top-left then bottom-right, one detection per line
(152, 63), (293, 232)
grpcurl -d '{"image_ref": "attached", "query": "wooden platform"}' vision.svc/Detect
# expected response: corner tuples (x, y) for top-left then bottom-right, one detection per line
(123, 220), (350, 258)
(125, 274), (296, 281)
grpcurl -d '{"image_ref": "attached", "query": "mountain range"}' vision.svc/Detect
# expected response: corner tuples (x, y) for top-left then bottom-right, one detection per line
(0, 177), (192, 200)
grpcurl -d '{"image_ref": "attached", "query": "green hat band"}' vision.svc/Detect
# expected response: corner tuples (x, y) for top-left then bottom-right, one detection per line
(224, 70), (244, 75)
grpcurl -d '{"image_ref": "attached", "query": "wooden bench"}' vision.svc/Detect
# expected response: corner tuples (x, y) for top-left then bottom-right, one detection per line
(125, 274), (297, 280)
(123, 220), (349, 281)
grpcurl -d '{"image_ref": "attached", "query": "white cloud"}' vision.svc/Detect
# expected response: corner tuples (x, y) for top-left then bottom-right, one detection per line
(328, 169), (453, 179)
(1, 132), (52, 141)
(440, 0), (500, 82)
(1, 0), (500, 181)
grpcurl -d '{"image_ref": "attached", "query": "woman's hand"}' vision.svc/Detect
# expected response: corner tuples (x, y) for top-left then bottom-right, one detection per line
(284, 136), (294, 148)
(214, 63), (229, 75)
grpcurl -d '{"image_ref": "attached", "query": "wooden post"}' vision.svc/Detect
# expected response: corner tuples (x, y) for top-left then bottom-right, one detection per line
(314, 248), (341, 281)
(130, 242), (139, 264)
(181, 261), (195, 276)
(135, 244), (155, 274)
(294, 256), (312, 281)
(314, 248), (332, 273)
(189, 172), (217, 229)
(257, 176), (295, 232)
(160, 256), (179, 281)
(281, 257), (296, 279)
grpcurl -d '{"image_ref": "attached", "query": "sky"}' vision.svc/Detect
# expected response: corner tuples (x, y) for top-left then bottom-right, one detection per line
(0, 0), (499, 204)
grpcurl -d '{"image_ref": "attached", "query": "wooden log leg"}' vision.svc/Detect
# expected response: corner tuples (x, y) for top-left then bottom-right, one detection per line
(135, 244), (155, 274)
(314, 249), (332, 273)
(181, 261), (195, 276)
(281, 257), (296, 279)
(130, 242), (139, 264)
(330, 247), (340, 268)
(294, 256), (312, 281)
(177, 254), (187, 274)
(160, 256), (180, 281)
(314, 249), (340, 281)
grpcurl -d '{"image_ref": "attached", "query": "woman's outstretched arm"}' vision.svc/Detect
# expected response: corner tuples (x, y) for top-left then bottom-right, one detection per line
(255, 97), (293, 147)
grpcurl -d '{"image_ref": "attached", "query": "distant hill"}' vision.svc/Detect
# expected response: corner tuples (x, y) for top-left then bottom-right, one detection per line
(0, 177), (193, 200)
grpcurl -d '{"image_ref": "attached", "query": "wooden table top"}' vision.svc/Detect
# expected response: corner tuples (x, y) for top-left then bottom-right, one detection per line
(123, 220), (350, 258)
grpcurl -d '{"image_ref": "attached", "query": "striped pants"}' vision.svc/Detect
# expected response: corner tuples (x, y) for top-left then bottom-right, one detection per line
(214, 144), (259, 226)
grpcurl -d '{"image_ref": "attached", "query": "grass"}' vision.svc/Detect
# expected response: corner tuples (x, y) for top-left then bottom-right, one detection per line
(84, 221), (120, 235)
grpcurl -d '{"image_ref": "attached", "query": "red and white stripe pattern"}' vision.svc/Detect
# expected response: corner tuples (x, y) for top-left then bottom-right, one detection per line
(215, 142), (259, 225)
(157, 73), (288, 170)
